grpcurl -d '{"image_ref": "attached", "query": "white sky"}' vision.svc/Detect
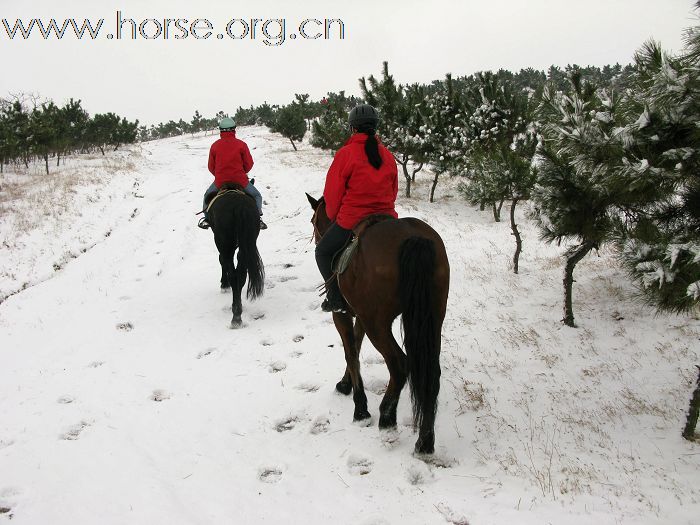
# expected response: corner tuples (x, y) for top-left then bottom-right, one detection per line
(1, 0), (696, 125)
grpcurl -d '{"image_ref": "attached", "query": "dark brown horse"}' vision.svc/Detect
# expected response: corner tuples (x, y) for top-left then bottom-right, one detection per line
(306, 194), (450, 454)
(208, 183), (265, 328)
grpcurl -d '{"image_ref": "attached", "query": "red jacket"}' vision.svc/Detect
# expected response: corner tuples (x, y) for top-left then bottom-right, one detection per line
(208, 131), (254, 188)
(323, 134), (398, 229)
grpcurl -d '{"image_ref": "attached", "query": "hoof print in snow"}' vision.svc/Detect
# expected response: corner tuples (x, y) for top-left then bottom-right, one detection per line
(57, 395), (75, 404)
(268, 361), (287, 373)
(197, 348), (215, 359)
(380, 429), (401, 448)
(0, 507), (12, 519)
(417, 453), (457, 469)
(275, 416), (298, 432)
(292, 334), (304, 343)
(366, 379), (387, 396)
(282, 263), (295, 269)
(252, 312), (266, 320)
(88, 361), (104, 368)
(0, 440), (14, 450)
(405, 463), (433, 485)
(278, 275), (298, 283)
(116, 322), (133, 332)
(260, 338), (274, 347)
(289, 350), (303, 359)
(61, 420), (90, 440)
(151, 390), (171, 402)
(310, 416), (330, 435)
(347, 454), (373, 476)
(435, 503), (470, 525)
(296, 382), (320, 393)
(258, 467), (283, 483)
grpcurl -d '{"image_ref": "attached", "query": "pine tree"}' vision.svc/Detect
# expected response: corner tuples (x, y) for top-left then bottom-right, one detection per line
(311, 91), (353, 153)
(530, 73), (628, 326)
(271, 103), (306, 151)
(613, 28), (700, 313)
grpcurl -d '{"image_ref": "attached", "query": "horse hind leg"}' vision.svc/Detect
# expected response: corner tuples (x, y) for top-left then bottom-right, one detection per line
(229, 251), (247, 328)
(219, 252), (232, 291)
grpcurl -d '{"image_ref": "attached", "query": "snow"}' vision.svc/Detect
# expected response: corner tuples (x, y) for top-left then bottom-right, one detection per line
(1, 126), (699, 524)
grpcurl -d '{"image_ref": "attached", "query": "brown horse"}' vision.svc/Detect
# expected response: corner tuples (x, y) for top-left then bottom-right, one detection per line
(306, 194), (450, 454)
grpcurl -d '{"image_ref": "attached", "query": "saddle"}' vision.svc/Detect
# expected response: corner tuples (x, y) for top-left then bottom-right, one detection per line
(332, 214), (395, 275)
(205, 183), (249, 213)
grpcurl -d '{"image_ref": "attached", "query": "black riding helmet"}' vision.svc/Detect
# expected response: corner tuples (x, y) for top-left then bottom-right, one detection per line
(348, 104), (379, 129)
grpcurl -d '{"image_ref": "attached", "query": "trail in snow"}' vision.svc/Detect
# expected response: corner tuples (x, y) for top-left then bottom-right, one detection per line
(0, 127), (698, 525)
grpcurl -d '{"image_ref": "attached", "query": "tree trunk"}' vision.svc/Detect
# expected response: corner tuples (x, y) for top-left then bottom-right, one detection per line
(290, 138), (297, 151)
(429, 173), (440, 203)
(510, 198), (522, 274)
(56, 152), (60, 166)
(492, 202), (500, 222)
(683, 366), (700, 441)
(395, 153), (411, 198)
(99, 145), (105, 156)
(563, 241), (595, 327)
(114, 144), (120, 151)
(480, 201), (485, 211)
(411, 162), (423, 183)
(44, 153), (49, 175)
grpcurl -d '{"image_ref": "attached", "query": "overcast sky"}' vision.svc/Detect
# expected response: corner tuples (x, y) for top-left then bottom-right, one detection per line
(1, 0), (696, 125)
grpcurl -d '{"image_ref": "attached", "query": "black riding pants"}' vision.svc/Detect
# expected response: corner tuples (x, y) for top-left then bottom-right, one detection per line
(315, 223), (353, 283)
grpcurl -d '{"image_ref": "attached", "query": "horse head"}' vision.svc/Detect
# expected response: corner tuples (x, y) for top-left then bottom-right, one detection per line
(305, 193), (331, 243)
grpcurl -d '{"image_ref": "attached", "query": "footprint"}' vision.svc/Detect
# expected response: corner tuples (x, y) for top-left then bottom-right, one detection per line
(151, 390), (171, 402)
(260, 338), (274, 347)
(405, 463), (434, 485)
(0, 506), (11, 519)
(88, 361), (104, 368)
(258, 466), (283, 483)
(252, 312), (266, 320)
(275, 416), (299, 432)
(0, 440), (14, 450)
(282, 263), (295, 269)
(347, 454), (373, 476)
(60, 420), (91, 440)
(296, 382), (320, 393)
(57, 395), (75, 404)
(268, 361), (287, 373)
(310, 416), (330, 435)
(366, 379), (387, 396)
(197, 348), (216, 359)
(292, 335), (304, 343)
(289, 351), (303, 359)
(277, 275), (298, 283)
(116, 322), (133, 332)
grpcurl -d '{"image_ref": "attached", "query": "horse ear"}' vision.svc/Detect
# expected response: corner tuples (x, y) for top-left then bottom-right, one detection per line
(305, 193), (319, 210)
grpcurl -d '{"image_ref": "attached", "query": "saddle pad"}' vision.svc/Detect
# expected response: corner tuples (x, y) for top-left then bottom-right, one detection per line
(206, 188), (245, 213)
(333, 236), (359, 275)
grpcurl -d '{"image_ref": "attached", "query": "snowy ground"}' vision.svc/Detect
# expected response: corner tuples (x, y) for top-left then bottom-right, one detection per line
(0, 126), (698, 525)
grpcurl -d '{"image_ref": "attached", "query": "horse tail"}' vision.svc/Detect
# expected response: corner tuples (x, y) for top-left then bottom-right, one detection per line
(235, 199), (265, 300)
(399, 236), (440, 434)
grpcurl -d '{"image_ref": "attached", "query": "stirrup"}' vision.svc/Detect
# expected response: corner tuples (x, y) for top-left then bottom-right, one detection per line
(198, 217), (210, 230)
(259, 219), (268, 230)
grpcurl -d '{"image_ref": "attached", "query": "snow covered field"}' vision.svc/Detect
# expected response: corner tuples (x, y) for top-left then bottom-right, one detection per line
(0, 126), (698, 524)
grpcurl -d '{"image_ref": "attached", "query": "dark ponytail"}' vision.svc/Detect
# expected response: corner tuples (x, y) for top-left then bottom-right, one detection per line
(357, 124), (382, 169)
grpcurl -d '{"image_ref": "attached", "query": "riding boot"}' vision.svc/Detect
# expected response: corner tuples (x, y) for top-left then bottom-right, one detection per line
(322, 281), (348, 313)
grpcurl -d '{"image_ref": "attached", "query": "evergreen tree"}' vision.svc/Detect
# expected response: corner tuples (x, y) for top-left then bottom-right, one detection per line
(613, 29), (700, 313)
(271, 103), (306, 151)
(310, 91), (354, 153)
(530, 73), (628, 326)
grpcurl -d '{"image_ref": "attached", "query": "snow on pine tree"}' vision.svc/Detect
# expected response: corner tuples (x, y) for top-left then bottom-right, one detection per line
(613, 34), (700, 315)
(310, 91), (356, 153)
(360, 62), (428, 197)
(457, 72), (539, 273)
(416, 74), (466, 202)
(530, 71), (629, 327)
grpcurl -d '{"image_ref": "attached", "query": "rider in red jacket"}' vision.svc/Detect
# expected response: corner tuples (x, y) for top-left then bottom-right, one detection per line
(316, 104), (399, 313)
(199, 117), (266, 230)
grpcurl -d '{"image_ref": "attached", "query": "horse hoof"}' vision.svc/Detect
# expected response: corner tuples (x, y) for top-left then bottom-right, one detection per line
(353, 409), (371, 422)
(220, 286), (231, 293)
(414, 437), (435, 455)
(230, 318), (242, 329)
(335, 381), (352, 395)
(378, 415), (397, 429)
